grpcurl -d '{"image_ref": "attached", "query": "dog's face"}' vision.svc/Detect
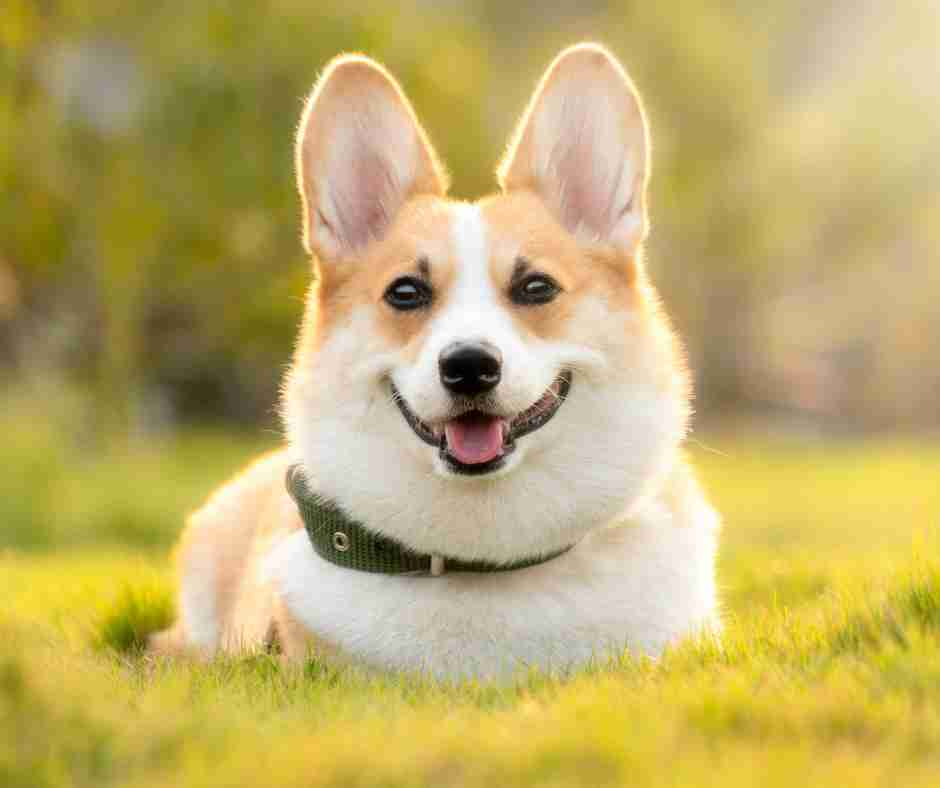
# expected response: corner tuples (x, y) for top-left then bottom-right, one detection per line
(284, 45), (690, 563)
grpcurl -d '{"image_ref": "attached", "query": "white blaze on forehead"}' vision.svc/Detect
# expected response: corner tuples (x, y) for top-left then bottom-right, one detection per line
(449, 202), (492, 316)
(437, 201), (522, 361)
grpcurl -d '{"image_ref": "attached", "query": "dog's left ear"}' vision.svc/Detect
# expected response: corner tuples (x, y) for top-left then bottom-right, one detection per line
(498, 43), (649, 253)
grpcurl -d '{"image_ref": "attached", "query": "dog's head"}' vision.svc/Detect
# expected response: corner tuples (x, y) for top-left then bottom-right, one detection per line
(284, 44), (690, 564)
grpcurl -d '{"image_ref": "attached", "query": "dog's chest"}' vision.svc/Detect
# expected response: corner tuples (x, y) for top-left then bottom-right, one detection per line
(265, 507), (717, 679)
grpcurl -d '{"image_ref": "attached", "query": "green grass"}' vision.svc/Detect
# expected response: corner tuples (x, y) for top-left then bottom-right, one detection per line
(2, 421), (939, 786)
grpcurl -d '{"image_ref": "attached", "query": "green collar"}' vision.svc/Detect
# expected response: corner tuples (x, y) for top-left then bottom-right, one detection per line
(286, 464), (573, 576)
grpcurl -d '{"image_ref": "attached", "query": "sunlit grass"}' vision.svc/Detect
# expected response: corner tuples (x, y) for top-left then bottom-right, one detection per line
(1, 425), (939, 786)
(93, 583), (175, 654)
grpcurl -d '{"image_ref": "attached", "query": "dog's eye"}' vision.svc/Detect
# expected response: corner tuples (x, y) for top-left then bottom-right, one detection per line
(384, 276), (432, 311)
(510, 274), (561, 306)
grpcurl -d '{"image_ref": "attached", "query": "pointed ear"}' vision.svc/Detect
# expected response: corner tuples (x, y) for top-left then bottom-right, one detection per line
(296, 54), (448, 259)
(498, 43), (650, 252)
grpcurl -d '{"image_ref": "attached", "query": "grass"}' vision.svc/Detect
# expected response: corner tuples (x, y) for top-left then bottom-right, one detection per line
(1, 414), (939, 786)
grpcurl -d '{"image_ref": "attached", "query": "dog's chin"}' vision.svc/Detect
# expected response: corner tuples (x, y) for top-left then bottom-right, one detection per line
(391, 371), (571, 481)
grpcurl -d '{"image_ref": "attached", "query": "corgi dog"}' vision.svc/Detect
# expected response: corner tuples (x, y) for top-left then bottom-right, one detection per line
(151, 43), (720, 679)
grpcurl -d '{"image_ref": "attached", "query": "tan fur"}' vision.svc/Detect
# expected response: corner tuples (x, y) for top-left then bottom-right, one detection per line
(481, 191), (639, 341)
(150, 451), (313, 658)
(308, 195), (457, 354)
(153, 45), (708, 666)
(482, 190), (688, 404)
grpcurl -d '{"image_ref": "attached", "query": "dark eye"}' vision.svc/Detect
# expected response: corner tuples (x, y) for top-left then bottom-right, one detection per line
(384, 276), (432, 311)
(510, 273), (561, 306)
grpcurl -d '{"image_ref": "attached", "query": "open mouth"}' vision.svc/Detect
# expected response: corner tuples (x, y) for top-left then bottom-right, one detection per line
(391, 371), (572, 476)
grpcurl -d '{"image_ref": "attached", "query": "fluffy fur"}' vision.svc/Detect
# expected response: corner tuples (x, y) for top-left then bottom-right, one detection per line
(151, 43), (721, 680)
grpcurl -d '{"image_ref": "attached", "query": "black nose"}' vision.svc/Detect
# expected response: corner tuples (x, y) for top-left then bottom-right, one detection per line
(439, 341), (502, 396)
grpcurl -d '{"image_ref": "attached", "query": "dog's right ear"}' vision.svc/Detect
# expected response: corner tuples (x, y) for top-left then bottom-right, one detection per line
(296, 55), (447, 260)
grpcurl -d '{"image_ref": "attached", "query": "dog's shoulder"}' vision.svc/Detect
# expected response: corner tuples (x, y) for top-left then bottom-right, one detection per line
(659, 452), (720, 531)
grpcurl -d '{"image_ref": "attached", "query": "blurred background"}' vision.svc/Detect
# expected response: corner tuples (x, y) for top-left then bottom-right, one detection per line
(1, 1), (938, 551)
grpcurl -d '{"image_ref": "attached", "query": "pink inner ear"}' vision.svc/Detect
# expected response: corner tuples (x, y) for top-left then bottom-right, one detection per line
(515, 66), (645, 248)
(328, 144), (406, 251)
(553, 123), (623, 238)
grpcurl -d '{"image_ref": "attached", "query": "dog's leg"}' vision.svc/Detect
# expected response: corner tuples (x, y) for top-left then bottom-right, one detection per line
(150, 451), (296, 658)
(147, 624), (187, 657)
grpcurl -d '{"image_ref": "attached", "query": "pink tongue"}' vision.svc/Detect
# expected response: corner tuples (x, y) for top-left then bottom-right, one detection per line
(444, 415), (505, 465)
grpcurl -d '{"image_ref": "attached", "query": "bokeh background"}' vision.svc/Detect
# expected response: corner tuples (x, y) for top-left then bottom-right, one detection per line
(2, 1), (938, 552)
(4, 8), (940, 783)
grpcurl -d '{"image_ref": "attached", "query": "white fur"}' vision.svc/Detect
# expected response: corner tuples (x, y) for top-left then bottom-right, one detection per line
(285, 203), (685, 565)
(396, 203), (572, 478)
(179, 548), (218, 649)
(264, 479), (719, 680)
(274, 194), (712, 679)
(177, 48), (721, 679)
